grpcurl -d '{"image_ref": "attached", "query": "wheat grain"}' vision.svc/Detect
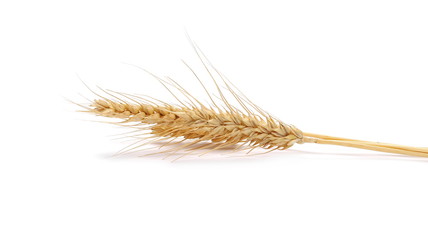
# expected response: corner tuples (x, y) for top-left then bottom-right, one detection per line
(88, 95), (304, 152)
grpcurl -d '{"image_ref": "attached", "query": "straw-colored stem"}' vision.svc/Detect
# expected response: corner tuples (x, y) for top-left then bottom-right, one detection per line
(303, 133), (428, 158)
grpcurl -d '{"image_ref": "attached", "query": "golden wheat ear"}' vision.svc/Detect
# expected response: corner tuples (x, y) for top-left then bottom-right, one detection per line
(77, 42), (428, 159)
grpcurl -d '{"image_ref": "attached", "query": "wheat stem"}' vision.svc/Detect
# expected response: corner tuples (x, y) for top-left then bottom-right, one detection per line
(303, 134), (428, 158)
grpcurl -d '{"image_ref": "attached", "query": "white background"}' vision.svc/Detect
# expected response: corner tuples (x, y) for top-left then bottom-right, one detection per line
(1, 0), (428, 239)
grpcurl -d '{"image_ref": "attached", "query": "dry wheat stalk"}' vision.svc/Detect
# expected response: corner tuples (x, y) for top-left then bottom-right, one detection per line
(77, 43), (428, 159)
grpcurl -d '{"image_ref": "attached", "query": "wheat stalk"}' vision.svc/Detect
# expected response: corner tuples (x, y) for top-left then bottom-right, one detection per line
(77, 43), (428, 159)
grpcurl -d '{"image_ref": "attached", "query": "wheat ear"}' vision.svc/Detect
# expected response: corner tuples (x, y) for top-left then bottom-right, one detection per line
(84, 94), (428, 158)
(78, 44), (428, 159)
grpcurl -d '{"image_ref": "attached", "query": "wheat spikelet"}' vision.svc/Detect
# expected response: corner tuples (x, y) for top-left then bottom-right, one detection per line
(87, 92), (304, 154)
(77, 42), (428, 159)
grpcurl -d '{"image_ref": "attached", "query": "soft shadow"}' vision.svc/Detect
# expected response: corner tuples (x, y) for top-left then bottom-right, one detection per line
(97, 140), (428, 164)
